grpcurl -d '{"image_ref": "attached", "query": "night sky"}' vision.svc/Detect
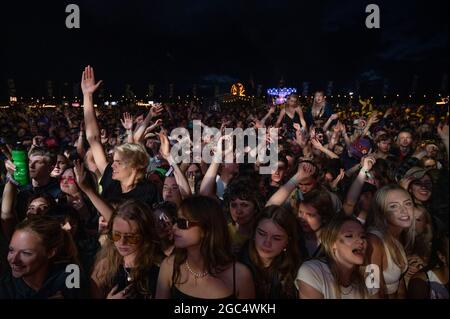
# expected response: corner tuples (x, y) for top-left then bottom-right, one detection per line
(0, 0), (448, 98)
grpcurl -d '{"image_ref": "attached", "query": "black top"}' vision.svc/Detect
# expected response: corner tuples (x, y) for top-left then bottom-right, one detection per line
(112, 264), (160, 299)
(0, 263), (88, 299)
(170, 262), (237, 300)
(238, 241), (297, 299)
(100, 163), (159, 206)
(281, 111), (301, 140)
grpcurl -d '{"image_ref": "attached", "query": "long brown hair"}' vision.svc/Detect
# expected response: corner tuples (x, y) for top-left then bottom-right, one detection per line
(92, 199), (157, 298)
(320, 216), (368, 298)
(172, 196), (234, 285)
(248, 205), (303, 298)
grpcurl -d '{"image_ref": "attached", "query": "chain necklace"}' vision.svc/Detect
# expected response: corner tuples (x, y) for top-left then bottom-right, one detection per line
(123, 265), (132, 282)
(185, 261), (208, 285)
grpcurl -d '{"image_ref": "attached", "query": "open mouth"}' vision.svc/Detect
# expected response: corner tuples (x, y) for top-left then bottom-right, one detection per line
(352, 247), (365, 257)
(399, 215), (410, 222)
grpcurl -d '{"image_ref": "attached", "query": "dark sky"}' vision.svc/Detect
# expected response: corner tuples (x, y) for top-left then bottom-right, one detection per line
(0, 0), (448, 98)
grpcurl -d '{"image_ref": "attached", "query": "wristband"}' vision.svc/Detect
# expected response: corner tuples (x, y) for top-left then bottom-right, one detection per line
(6, 173), (20, 187)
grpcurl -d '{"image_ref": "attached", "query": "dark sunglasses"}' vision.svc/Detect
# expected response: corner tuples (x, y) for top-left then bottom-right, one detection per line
(174, 217), (200, 230)
(109, 232), (141, 244)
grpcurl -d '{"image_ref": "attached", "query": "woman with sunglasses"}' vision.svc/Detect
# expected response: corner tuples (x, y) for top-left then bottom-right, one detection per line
(90, 199), (159, 299)
(156, 196), (255, 299)
(238, 205), (303, 299)
(58, 166), (99, 236)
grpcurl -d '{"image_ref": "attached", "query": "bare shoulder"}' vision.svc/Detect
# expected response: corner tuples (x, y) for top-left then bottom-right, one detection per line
(234, 262), (253, 280)
(367, 232), (384, 250)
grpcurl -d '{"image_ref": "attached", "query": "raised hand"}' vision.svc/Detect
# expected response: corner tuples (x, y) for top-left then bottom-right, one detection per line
(158, 131), (171, 160)
(330, 168), (345, 190)
(330, 113), (339, 121)
(361, 155), (376, 171)
(73, 160), (92, 193)
(310, 137), (323, 150)
(81, 66), (103, 95)
(437, 123), (449, 141)
(297, 161), (316, 180)
(399, 175), (415, 191)
(268, 105), (276, 114)
(149, 103), (164, 119)
(120, 112), (134, 131)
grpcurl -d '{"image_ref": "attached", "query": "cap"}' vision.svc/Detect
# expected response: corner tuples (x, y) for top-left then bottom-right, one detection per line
(404, 166), (431, 180)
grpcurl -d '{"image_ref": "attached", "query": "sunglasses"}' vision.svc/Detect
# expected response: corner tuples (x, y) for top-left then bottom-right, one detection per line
(412, 181), (433, 189)
(60, 176), (76, 184)
(109, 232), (141, 245)
(174, 217), (200, 230)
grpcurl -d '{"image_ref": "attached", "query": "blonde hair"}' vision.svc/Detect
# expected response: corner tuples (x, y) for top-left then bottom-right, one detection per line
(367, 185), (415, 269)
(320, 216), (368, 298)
(114, 143), (149, 180)
(407, 204), (433, 261)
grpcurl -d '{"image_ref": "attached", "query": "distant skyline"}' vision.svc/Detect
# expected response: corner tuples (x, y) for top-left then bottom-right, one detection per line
(1, 0), (448, 99)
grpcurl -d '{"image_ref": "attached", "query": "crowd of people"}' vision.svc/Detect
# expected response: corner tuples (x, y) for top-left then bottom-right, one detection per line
(0, 66), (448, 299)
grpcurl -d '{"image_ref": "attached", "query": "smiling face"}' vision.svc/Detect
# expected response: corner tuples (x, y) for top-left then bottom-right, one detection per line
(254, 219), (288, 266)
(332, 221), (367, 266)
(111, 152), (134, 182)
(385, 190), (414, 229)
(229, 198), (256, 226)
(7, 230), (50, 279)
(298, 203), (322, 233)
(410, 174), (432, 203)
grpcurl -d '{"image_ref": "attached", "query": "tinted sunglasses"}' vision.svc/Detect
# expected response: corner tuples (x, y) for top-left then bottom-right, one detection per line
(109, 232), (141, 244)
(60, 176), (76, 184)
(174, 217), (200, 230)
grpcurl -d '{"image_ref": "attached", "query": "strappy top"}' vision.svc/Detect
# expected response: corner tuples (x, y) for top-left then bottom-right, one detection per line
(369, 229), (408, 295)
(170, 262), (237, 300)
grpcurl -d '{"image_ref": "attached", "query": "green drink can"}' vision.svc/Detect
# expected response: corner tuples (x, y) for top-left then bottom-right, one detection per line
(12, 143), (30, 186)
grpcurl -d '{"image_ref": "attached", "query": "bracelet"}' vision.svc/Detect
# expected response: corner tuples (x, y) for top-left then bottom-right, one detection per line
(6, 173), (20, 187)
(287, 176), (299, 187)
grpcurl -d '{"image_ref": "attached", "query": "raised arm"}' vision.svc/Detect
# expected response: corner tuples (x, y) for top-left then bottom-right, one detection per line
(322, 113), (339, 132)
(343, 155), (375, 216)
(266, 162), (316, 206)
(120, 112), (135, 144)
(133, 104), (163, 143)
(81, 66), (108, 175)
(73, 160), (114, 223)
(275, 108), (285, 128)
(1, 161), (18, 240)
(260, 105), (276, 127)
(76, 122), (87, 160)
(437, 123), (449, 160)
(159, 132), (192, 199)
(310, 137), (339, 159)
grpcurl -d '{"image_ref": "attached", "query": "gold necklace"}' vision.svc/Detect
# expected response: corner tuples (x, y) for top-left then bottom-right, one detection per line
(185, 261), (208, 285)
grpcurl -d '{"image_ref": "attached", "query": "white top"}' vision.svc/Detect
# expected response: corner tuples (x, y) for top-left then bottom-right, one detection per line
(296, 259), (365, 299)
(369, 229), (408, 295)
(216, 175), (226, 200)
(427, 270), (449, 299)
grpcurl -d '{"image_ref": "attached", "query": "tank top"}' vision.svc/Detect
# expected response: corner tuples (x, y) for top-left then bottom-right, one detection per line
(369, 229), (408, 295)
(170, 262), (237, 300)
